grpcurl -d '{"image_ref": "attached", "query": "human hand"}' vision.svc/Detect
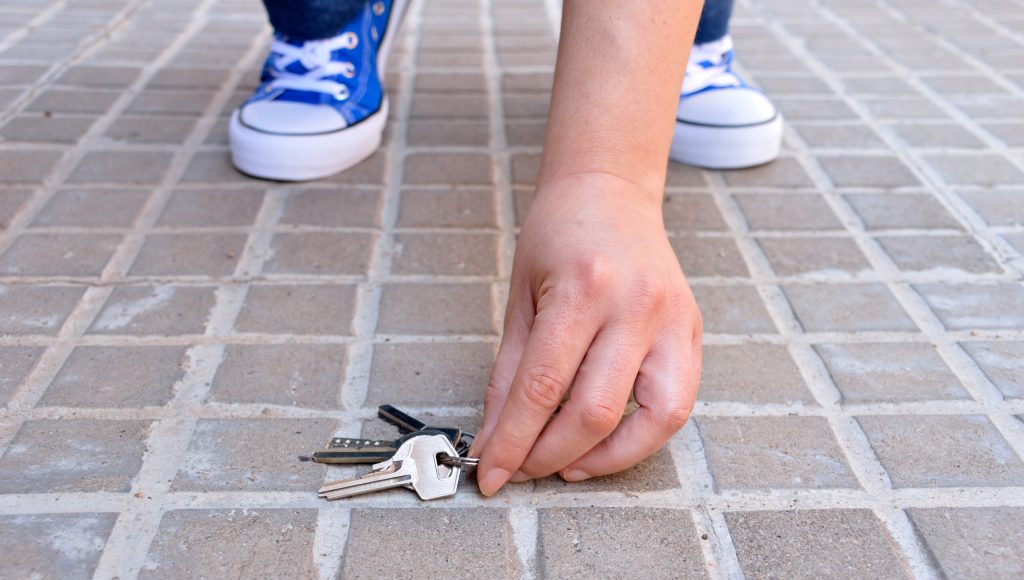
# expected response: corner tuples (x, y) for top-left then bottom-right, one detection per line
(469, 172), (703, 496)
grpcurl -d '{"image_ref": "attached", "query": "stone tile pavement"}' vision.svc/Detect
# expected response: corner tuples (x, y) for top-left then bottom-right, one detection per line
(0, 0), (1022, 577)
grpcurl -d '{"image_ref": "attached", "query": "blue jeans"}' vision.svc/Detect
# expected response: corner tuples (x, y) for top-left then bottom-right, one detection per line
(264, 0), (734, 44)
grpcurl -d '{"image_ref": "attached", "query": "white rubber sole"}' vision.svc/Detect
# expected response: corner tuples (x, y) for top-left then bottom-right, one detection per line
(670, 115), (784, 170)
(229, 0), (410, 182)
(230, 101), (388, 181)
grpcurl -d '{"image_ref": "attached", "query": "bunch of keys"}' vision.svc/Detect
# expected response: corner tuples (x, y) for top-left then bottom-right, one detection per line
(311, 405), (479, 501)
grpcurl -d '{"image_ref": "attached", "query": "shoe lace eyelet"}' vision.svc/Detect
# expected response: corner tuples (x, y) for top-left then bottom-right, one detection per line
(373, 1), (385, 16)
(342, 32), (359, 49)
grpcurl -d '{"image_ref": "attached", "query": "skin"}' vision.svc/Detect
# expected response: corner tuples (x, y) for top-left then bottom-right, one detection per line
(468, 0), (706, 496)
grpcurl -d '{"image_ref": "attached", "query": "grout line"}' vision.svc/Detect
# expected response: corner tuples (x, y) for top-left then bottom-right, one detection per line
(89, 11), (274, 578)
(311, 0), (425, 576)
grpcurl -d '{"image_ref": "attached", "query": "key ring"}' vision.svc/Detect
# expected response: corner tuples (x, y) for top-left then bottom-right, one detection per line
(438, 454), (479, 469)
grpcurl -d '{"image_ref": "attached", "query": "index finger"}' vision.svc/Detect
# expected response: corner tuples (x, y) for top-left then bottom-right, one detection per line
(476, 305), (599, 496)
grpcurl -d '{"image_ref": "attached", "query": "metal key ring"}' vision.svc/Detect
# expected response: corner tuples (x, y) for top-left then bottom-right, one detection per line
(438, 454), (479, 469)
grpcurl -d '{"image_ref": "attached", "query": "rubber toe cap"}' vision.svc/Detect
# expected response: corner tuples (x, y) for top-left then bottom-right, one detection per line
(678, 86), (778, 128)
(239, 100), (348, 135)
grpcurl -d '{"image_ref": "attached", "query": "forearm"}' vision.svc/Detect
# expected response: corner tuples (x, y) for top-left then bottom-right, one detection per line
(537, 0), (703, 200)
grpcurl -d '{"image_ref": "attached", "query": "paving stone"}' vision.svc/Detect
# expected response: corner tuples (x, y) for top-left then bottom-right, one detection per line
(0, 189), (29, 227)
(90, 285), (217, 335)
(415, 72), (486, 92)
(180, 151), (251, 183)
(412, 94), (488, 118)
(857, 414), (1024, 487)
(140, 509), (318, 579)
(367, 342), (491, 405)
(759, 236), (871, 276)
(727, 510), (910, 579)
(172, 418), (331, 491)
(343, 509), (516, 578)
(323, 150), (386, 185)
(278, 187), (380, 227)
(735, 193), (843, 231)
(538, 508), (706, 579)
(377, 283), (494, 335)
(0, 419), (151, 493)
(845, 193), (960, 230)
(0, 513), (118, 579)
(0, 285), (85, 335)
(0, 150), (63, 183)
(234, 284), (356, 335)
(0, 64), (48, 84)
(397, 188), (495, 228)
(926, 154), (1024, 186)
(0, 233), (120, 276)
(663, 194), (727, 232)
(876, 234), (1001, 274)
(888, 123), (986, 148)
(774, 97), (858, 121)
(753, 74), (831, 94)
(863, 97), (949, 120)
(263, 232), (375, 276)
(784, 283), (917, 332)
(908, 507), (1024, 579)
(209, 344), (345, 408)
(407, 119), (491, 146)
(404, 153), (493, 185)
(0, 346), (42, 406)
(0, 115), (96, 143)
(959, 189), (1024, 226)
(392, 232), (498, 276)
(157, 188), (264, 226)
(697, 416), (859, 489)
(510, 152), (540, 186)
(700, 344), (814, 404)
(56, 65), (140, 86)
(25, 88), (120, 114)
(33, 187), (149, 227)
(68, 151), (174, 184)
(815, 342), (969, 403)
(795, 123), (888, 149)
(915, 283), (1024, 330)
(665, 162), (709, 187)
(130, 233), (246, 277)
(533, 447), (682, 493)
(40, 345), (187, 407)
(105, 115), (197, 144)
(819, 155), (920, 188)
(126, 88), (215, 115)
(501, 71), (553, 92)
(960, 341), (1024, 399)
(691, 285), (777, 334)
(982, 121), (1024, 147)
(722, 157), (815, 188)
(669, 235), (748, 278)
(505, 119), (547, 146)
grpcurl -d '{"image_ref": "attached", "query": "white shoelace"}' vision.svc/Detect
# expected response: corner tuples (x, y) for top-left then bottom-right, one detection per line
(681, 35), (742, 96)
(266, 32), (359, 100)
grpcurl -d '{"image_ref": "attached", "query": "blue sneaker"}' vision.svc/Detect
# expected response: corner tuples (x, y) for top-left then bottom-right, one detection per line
(671, 35), (783, 169)
(230, 0), (409, 181)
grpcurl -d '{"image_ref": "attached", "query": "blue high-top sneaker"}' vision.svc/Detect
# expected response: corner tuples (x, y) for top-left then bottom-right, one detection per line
(230, 0), (409, 181)
(671, 35), (783, 169)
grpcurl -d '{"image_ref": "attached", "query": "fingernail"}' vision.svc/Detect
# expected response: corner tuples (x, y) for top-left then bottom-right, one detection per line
(509, 470), (531, 483)
(561, 468), (591, 482)
(478, 467), (511, 497)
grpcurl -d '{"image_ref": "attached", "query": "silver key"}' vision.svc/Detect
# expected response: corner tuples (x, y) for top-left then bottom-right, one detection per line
(318, 433), (462, 501)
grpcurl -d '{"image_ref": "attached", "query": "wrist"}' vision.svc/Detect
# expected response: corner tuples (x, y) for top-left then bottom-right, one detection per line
(533, 170), (665, 212)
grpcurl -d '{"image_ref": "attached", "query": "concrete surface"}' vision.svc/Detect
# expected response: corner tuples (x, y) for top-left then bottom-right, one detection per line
(0, 0), (1022, 577)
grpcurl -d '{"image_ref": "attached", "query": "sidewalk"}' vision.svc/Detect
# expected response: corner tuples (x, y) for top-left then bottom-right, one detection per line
(0, 0), (1023, 577)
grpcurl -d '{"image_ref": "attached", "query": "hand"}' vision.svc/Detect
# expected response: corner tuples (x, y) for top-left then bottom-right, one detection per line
(469, 172), (703, 496)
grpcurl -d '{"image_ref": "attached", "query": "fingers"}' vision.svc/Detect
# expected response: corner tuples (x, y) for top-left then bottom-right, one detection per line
(559, 329), (701, 480)
(511, 326), (647, 480)
(476, 304), (600, 496)
(468, 317), (528, 458)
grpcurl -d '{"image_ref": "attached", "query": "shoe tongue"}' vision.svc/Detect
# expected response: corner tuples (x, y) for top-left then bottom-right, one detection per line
(689, 35), (734, 68)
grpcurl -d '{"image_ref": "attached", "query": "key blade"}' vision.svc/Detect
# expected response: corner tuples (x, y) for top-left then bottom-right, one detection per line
(377, 405), (427, 433)
(312, 449), (397, 464)
(321, 474), (414, 500)
(318, 460), (416, 495)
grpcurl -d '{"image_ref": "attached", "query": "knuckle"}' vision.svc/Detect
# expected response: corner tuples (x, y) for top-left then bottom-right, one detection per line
(483, 380), (505, 410)
(520, 366), (568, 411)
(660, 401), (693, 433)
(579, 395), (623, 434)
(631, 274), (668, 312)
(569, 256), (616, 299)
